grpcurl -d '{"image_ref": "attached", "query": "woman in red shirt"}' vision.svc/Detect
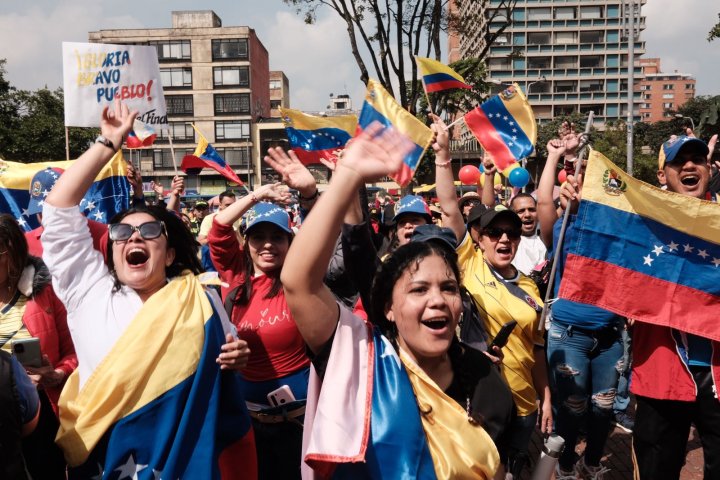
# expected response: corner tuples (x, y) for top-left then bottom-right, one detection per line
(208, 183), (309, 480)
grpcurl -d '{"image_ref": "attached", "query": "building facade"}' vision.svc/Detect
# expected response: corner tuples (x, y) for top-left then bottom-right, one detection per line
(636, 58), (695, 123)
(89, 10), (271, 194)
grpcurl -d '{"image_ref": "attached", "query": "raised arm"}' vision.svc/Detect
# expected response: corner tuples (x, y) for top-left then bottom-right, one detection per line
(281, 124), (413, 353)
(537, 139), (566, 248)
(480, 153), (498, 207)
(165, 175), (184, 214)
(46, 100), (137, 208)
(432, 115), (465, 242)
(214, 183), (290, 226)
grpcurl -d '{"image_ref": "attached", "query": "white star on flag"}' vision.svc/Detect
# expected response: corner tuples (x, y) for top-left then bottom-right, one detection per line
(643, 255), (654, 266)
(712, 258), (720, 267)
(93, 210), (104, 221)
(652, 245), (664, 256)
(21, 208), (29, 217)
(503, 116), (508, 120)
(42, 189), (50, 197)
(512, 128), (518, 133)
(698, 249), (709, 259)
(683, 243), (694, 253)
(667, 241), (679, 252)
(115, 454), (147, 480)
(509, 121), (515, 126)
(86, 201), (96, 210)
(16, 217), (26, 228)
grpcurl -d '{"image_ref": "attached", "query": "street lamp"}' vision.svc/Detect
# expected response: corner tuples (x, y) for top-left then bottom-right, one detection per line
(674, 114), (695, 132)
(527, 76), (547, 93)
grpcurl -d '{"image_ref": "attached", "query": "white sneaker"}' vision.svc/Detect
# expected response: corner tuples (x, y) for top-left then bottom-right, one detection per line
(576, 456), (610, 480)
(555, 464), (578, 480)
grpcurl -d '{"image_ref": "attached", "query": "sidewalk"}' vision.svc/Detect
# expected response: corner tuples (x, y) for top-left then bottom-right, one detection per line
(526, 425), (704, 479)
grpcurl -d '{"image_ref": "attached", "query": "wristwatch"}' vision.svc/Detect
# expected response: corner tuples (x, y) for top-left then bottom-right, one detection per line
(95, 135), (117, 152)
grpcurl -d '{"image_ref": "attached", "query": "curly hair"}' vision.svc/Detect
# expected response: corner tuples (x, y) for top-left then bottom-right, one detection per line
(0, 214), (28, 291)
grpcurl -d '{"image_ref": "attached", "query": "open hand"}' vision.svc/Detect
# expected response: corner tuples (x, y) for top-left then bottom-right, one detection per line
(101, 99), (138, 151)
(337, 122), (414, 183)
(254, 182), (292, 205)
(264, 147), (317, 196)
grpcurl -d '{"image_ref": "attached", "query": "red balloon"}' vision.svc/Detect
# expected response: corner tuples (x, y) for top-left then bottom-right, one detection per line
(558, 169), (568, 184)
(459, 165), (481, 185)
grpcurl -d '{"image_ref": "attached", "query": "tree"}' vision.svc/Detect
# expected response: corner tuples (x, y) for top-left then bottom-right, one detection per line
(283, 0), (515, 112)
(708, 13), (720, 42)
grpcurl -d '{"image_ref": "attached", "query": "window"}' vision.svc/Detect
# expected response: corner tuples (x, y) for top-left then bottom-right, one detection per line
(685, 83), (694, 89)
(554, 80), (577, 93)
(554, 56), (578, 69)
(152, 149), (190, 169)
(580, 6), (603, 19)
(663, 84), (674, 90)
(215, 148), (250, 167)
(270, 100), (282, 110)
(663, 103), (674, 108)
(579, 104), (603, 115)
(215, 120), (251, 140)
(555, 105), (576, 116)
(212, 39), (249, 60)
(165, 95), (193, 115)
(527, 8), (551, 21)
(269, 80), (282, 90)
(554, 7), (575, 20)
(148, 40), (191, 61)
(527, 32), (551, 45)
(214, 93), (250, 114)
(640, 103), (651, 109)
(488, 58), (511, 69)
(213, 66), (249, 88)
(555, 32), (577, 44)
(643, 113), (651, 119)
(580, 31), (604, 43)
(644, 94), (651, 99)
(662, 93), (674, 99)
(160, 68), (192, 88)
(640, 85), (651, 91)
(580, 55), (602, 68)
(528, 56), (551, 69)
(157, 122), (194, 142)
(579, 79), (604, 92)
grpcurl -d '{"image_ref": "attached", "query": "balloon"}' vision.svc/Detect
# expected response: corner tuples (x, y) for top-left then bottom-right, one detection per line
(478, 164), (485, 173)
(508, 167), (531, 188)
(558, 169), (568, 184)
(459, 165), (481, 185)
(479, 173), (502, 187)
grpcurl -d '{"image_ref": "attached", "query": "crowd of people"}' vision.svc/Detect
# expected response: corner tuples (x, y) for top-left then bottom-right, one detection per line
(1, 99), (719, 480)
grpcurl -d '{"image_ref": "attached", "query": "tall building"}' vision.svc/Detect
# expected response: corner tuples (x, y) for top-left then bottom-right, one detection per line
(269, 71), (290, 119)
(89, 10), (271, 193)
(637, 58), (695, 123)
(449, 0), (647, 125)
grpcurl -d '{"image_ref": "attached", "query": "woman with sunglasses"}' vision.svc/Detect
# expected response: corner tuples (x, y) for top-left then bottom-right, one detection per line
(40, 100), (256, 479)
(432, 115), (551, 478)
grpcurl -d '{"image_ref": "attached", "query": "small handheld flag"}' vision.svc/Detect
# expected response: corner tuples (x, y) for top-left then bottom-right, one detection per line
(415, 57), (472, 93)
(126, 119), (157, 149)
(181, 125), (244, 186)
(463, 84), (537, 175)
(357, 79), (434, 187)
(280, 108), (357, 165)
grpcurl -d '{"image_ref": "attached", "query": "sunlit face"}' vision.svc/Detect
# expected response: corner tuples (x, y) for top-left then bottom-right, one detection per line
(478, 218), (521, 276)
(658, 150), (710, 199)
(111, 212), (175, 301)
(246, 223), (290, 274)
(395, 213), (428, 246)
(387, 254), (462, 364)
(511, 197), (538, 236)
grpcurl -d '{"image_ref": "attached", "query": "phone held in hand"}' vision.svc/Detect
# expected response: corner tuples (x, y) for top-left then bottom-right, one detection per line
(267, 385), (296, 408)
(12, 337), (42, 368)
(489, 320), (518, 350)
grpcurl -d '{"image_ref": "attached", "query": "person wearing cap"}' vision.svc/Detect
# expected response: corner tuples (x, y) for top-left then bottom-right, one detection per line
(431, 114), (551, 478)
(208, 182), (311, 480)
(392, 194), (433, 248)
(189, 201), (209, 237)
(625, 132), (720, 479)
(458, 191), (482, 222)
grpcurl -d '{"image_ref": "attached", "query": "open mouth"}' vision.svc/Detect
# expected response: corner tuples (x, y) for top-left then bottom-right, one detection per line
(680, 175), (699, 187)
(497, 246), (512, 255)
(126, 248), (149, 266)
(420, 318), (449, 330)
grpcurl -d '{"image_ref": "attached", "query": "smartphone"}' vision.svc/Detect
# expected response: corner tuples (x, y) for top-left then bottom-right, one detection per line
(489, 320), (518, 350)
(267, 385), (296, 407)
(12, 337), (42, 368)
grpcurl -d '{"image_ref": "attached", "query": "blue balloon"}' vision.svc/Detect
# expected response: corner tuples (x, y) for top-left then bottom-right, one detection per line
(508, 167), (530, 188)
(478, 164), (485, 173)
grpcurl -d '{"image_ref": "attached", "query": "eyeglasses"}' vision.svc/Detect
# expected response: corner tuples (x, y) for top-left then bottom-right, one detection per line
(108, 221), (167, 242)
(483, 227), (521, 241)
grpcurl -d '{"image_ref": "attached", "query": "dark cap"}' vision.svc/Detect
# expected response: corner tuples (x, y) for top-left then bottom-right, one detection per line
(658, 135), (709, 169)
(411, 224), (457, 249)
(467, 204), (521, 230)
(194, 201), (208, 210)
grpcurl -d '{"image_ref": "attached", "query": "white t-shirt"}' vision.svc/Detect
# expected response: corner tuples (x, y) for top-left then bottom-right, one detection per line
(512, 233), (547, 276)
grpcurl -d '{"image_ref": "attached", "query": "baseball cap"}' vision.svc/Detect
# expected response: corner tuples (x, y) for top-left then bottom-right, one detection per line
(411, 224), (457, 250)
(658, 135), (709, 169)
(26, 167), (64, 216)
(244, 202), (293, 235)
(392, 195), (432, 223)
(194, 201), (208, 210)
(467, 204), (521, 230)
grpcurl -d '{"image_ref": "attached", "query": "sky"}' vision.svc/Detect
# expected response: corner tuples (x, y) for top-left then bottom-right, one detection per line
(0, 0), (718, 112)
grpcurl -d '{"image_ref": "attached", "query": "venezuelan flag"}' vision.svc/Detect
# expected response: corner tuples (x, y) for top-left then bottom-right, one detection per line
(357, 79), (434, 187)
(56, 274), (256, 479)
(0, 152), (131, 231)
(559, 150), (720, 340)
(181, 126), (244, 185)
(415, 57), (472, 93)
(280, 108), (357, 166)
(463, 84), (536, 175)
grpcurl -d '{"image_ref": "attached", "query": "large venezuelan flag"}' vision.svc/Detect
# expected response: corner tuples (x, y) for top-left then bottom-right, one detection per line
(56, 274), (256, 480)
(357, 79), (434, 187)
(0, 152), (130, 231)
(415, 57), (472, 93)
(463, 84), (536, 175)
(280, 108), (357, 165)
(181, 126), (244, 185)
(559, 150), (720, 340)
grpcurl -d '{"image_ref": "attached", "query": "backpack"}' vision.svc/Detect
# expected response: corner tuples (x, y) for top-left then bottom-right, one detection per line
(458, 286), (489, 352)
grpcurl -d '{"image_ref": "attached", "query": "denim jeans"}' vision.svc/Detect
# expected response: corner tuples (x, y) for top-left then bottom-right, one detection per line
(547, 322), (623, 469)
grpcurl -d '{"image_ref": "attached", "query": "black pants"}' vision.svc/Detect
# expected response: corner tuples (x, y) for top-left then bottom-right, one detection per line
(22, 391), (67, 480)
(633, 368), (720, 480)
(252, 417), (303, 480)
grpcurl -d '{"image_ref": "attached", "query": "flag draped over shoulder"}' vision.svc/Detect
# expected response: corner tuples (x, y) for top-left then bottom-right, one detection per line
(357, 79), (434, 187)
(280, 108), (357, 165)
(415, 57), (472, 93)
(0, 152), (130, 231)
(56, 273), (256, 479)
(559, 150), (720, 340)
(463, 84), (536, 175)
(181, 126), (244, 185)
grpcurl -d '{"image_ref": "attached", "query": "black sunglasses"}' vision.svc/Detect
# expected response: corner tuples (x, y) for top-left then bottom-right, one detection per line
(109, 221), (167, 242)
(483, 227), (521, 241)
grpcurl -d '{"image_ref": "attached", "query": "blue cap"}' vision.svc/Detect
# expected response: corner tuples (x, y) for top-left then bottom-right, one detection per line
(244, 202), (293, 235)
(658, 135), (709, 169)
(26, 167), (64, 216)
(392, 195), (432, 223)
(411, 224), (457, 249)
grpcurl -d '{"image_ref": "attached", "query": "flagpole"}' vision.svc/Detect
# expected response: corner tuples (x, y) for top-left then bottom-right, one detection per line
(444, 116), (465, 131)
(167, 132), (179, 175)
(421, 77), (435, 117)
(538, 111), (594, 330)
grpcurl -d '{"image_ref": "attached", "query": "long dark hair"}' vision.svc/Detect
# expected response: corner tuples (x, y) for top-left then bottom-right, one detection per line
(235, 224), (292, 305)
(106, 205), (203, 291)
(0, 214), (28, 291)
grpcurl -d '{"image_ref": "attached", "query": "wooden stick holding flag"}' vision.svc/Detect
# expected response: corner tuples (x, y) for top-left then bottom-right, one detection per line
(415, 57), (472, 117)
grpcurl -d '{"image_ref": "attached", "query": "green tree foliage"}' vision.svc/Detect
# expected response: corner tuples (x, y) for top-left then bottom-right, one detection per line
(708, 13), (720, 42)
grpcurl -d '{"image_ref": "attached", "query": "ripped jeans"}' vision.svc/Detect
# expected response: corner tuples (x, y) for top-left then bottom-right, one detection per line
(547, 322), (623, 470)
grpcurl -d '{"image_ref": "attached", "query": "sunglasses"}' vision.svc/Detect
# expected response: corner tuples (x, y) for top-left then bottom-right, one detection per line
(109, 221), (167, 242)
(483, 227), (521, 241)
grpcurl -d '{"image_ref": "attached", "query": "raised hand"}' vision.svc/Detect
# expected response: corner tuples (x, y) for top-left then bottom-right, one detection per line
(482, 151), (497, 177)
(264, 147), (317, 196)
(336, 122), (414, 183)
(429, 114), (450, 155)
(546, 138), (567, 158)
(170, 175), (185, 196)
(253, 182), (292, 205)
(101, 98), (138, 151)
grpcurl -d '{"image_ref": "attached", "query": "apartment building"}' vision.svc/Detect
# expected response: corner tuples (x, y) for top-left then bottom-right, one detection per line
(637, 58), (695, 123)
